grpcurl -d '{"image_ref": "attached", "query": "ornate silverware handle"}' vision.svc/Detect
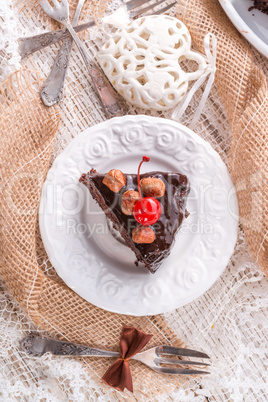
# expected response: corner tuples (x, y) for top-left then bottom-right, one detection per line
(20, 333), (120, 358)
(63, 21), (127, 118)
(18, 21), (95, 59)
(40, 37), (73, 106)
(41, 0), (85, 107)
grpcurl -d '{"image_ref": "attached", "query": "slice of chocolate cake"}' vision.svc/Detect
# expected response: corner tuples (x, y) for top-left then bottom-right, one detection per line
(79, 161), (190, 273)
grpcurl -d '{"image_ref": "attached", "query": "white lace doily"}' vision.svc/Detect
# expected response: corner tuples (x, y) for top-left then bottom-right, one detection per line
(0, 0), (21, 80)
(0, 1), (268, 401)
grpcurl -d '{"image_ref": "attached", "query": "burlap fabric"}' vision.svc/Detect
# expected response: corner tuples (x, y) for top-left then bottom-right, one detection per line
(0, 0), (267, 399)
(177, 0), (268, 275)
(0, 67), (190, 398)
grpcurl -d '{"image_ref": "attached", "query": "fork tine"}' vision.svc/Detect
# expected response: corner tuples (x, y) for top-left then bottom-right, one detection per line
(153, 367), (210, 375)
(152, 1), (177, 15)
(39, 0), (53, 15)
(130, 0), (169, 18)
(155, 358), (210, 366)
(156, 346), (210, 359)
(51, 0), (59, 7)
(126, 0), (152, 12)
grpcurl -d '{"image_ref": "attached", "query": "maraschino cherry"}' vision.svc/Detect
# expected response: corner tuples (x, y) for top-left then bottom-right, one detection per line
(133, 156), (162, 226)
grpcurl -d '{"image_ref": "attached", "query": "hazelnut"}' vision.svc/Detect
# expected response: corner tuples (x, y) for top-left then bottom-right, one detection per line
(121, 190), (140, 215)
(132, 225), (156, 244)
(102, 169), (126, 193)
(140, 177), (165, 198)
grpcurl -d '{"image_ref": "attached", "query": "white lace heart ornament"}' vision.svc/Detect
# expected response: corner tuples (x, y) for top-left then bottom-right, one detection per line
(98, 15), (215, 115)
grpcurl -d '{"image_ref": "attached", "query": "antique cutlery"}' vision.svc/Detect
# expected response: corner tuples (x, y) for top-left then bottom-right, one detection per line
(18, 0), (177, 58)
(41, 0), (86, 106)
(21, 333), (211, 375)
(39, 0), (127, 118)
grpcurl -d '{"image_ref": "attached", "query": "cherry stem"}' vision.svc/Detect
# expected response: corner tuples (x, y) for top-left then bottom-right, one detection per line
(137, 156), (150, 212)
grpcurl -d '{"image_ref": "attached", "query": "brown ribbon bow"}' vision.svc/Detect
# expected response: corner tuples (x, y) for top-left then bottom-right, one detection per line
(102, 326), (153, 392)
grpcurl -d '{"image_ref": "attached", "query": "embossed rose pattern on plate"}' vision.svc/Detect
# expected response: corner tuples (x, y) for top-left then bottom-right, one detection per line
(39, 116), (239, 315)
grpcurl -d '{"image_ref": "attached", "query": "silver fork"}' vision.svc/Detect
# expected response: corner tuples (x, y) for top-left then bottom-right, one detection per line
(41, 0), (170, 107)
(18, 0), (177, 59)
(39, 0), (127, 118)
(20, 333), (210, 375)
(41, 0), (85, 106)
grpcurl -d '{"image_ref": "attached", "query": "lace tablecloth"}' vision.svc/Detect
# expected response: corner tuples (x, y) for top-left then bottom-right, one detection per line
(0, 0), (267, 400)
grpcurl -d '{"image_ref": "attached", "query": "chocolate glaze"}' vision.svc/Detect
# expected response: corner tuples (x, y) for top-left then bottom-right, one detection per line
(79, 170), (190, 273)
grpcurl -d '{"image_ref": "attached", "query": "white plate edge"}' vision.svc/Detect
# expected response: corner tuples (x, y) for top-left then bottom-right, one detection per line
(218, 0), (268, 58)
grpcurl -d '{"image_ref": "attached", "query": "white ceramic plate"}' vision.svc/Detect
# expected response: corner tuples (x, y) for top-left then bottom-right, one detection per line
(218, 0), (268, 58)
(39, 115), (239, 316)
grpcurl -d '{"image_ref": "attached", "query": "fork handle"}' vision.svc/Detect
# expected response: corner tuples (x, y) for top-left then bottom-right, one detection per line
(64, 21), (128, 118)
(18, 21), (95, 59)
(20, 334), (120, 358)
(41, 36), (73, 106)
